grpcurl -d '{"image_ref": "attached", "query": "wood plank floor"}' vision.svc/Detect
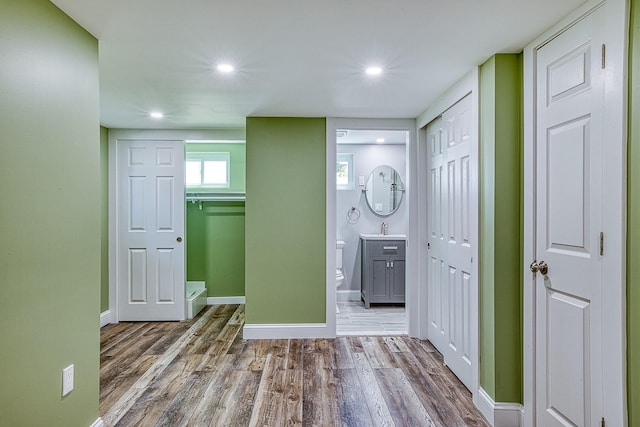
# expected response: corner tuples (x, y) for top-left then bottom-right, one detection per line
(100, 305), (488, 427)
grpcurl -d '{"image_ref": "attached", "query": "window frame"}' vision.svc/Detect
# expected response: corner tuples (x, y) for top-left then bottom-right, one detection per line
(336, 153), (355, 191)
(185, 152), (231, 189)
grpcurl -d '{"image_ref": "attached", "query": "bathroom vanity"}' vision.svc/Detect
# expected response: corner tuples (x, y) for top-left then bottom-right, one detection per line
(360, 234), (406, 308)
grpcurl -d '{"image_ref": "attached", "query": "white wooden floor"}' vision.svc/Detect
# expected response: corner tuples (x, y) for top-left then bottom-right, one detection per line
(336, 301), (407, 336)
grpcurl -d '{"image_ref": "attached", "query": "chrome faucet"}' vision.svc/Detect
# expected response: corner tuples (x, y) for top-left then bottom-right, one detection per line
(381, 222), (389, 235)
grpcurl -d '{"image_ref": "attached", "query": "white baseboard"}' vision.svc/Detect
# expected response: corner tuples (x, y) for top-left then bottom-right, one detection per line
(336, 290), (360, 302)
(89, 417), (104, 427)
(207, 296), (245, 305)
(476, 387), (524, 427)
(243, 323), (331, 339)
(99, 310), (112, 328)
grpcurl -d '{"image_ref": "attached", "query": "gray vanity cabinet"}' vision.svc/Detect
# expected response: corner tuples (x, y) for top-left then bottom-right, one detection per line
(360, 238), (405, 308)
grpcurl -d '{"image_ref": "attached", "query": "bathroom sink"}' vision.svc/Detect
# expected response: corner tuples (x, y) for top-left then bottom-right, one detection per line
(360, 233), (407, 240)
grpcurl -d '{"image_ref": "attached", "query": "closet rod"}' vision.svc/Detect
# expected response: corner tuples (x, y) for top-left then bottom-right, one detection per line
(186, 192), (246, 202)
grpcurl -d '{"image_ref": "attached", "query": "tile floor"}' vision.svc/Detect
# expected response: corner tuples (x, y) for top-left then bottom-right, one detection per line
(336, 300), (407, 336)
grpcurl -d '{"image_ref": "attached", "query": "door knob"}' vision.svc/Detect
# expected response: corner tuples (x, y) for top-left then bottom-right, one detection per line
(529, 260), (548, 275)
(176, 237), (182, 243)
(529, 260), (539, 273)
(537, 261), (548, 275)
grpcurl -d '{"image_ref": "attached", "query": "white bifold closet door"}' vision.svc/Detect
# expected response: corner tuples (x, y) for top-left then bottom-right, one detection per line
(426, 94), (473, 390)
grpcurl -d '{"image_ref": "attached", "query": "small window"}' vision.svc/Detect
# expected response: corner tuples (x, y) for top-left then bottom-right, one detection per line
(337, 153), (354, 190)
(186, 152), (230, 188)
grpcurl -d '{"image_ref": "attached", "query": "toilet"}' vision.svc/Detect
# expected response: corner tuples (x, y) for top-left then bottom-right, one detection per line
(336, 240), (346, 289)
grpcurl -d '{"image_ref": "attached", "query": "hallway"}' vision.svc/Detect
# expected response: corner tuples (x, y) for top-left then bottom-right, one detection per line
(100, 304), (488, 426)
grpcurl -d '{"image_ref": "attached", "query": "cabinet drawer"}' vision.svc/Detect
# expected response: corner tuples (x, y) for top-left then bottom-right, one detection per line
(361, 239), (406, 257)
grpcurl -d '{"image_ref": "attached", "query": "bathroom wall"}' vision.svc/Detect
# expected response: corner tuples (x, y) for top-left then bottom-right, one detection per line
(0, 1), (101, 424)
(336, 143), (407, 294)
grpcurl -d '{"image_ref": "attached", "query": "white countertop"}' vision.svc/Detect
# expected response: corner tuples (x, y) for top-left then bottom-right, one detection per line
(360, 233), (407, 241)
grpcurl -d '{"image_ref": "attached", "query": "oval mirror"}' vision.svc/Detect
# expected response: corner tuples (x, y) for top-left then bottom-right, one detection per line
(365, 165), (405, 216)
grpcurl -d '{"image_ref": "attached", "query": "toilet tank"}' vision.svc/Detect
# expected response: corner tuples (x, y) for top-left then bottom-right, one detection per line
(336, 240), (346, 269)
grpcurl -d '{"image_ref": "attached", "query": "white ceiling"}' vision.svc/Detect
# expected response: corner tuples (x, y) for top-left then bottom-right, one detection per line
(51, 0), (586, 130)
(337, 129), (408, 145)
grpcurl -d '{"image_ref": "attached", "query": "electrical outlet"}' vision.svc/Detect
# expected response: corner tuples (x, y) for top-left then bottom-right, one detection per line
(62, 365), (74, 396)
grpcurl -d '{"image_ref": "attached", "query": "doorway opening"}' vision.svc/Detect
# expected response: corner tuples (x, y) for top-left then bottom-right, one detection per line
(332, 125), (411, 336)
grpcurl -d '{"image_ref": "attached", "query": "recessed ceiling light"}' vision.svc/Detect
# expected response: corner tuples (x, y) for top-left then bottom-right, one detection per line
(376, 138), (385, 143)
(366, 66), (383, 76)
(216, 63), (234, 73)
(150, 111), (164, 119)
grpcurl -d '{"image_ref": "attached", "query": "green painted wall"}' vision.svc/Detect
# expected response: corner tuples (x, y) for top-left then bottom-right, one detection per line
(187, 201), (245, 297)
(628, 0), (640, 424)
(185, 142), (246, 193)
(479, 54), (523, 403)
(245, 118), (326, 324)
(185, 142), (246, 297)
(0, 1), (100, 426)
(100, 126), (109, 313)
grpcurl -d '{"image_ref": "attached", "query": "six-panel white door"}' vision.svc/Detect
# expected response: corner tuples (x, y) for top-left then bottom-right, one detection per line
(534, 6), (605, 425)
(116, 140), (185, 321)
(426, 95), (473, 389)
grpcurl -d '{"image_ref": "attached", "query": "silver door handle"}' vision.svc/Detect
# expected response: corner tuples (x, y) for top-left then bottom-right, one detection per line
(383, 246), (398, 250)
(390, 261), (394, 268)
(529, 260), (548, 275)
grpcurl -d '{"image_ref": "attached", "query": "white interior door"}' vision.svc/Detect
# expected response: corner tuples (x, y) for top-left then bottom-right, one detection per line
(116, 139), (185, 321)
(426, 94), (473, 389)
(534, 7), (605, 425)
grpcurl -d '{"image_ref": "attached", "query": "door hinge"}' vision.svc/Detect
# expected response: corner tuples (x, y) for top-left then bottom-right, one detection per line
(600, 232), (604, 256)
(602, 44), (606, 69)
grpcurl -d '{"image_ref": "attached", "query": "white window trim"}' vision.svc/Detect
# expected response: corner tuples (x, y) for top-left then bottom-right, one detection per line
(336, 153), (354, 190)
(186, 152), (230, 189)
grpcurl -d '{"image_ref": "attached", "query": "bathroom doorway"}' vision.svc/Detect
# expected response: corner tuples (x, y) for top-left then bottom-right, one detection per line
(334, 127), (409, 335)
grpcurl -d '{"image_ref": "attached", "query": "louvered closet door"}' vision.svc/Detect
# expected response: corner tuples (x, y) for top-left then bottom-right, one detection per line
(426, 94), (473, 389)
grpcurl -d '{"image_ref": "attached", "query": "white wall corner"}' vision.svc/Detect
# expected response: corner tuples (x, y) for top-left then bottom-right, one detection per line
(89, 417), (104, 427)
(243, 323), (330, 339)
(336, 290), (360, 302)
(206, 296), (246, 305)
(99, 310), (112, 328)
(476, 387), (524, 427)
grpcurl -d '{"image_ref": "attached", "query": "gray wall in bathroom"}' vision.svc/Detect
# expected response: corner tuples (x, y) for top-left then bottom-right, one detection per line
(336, 143), (407, 293)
